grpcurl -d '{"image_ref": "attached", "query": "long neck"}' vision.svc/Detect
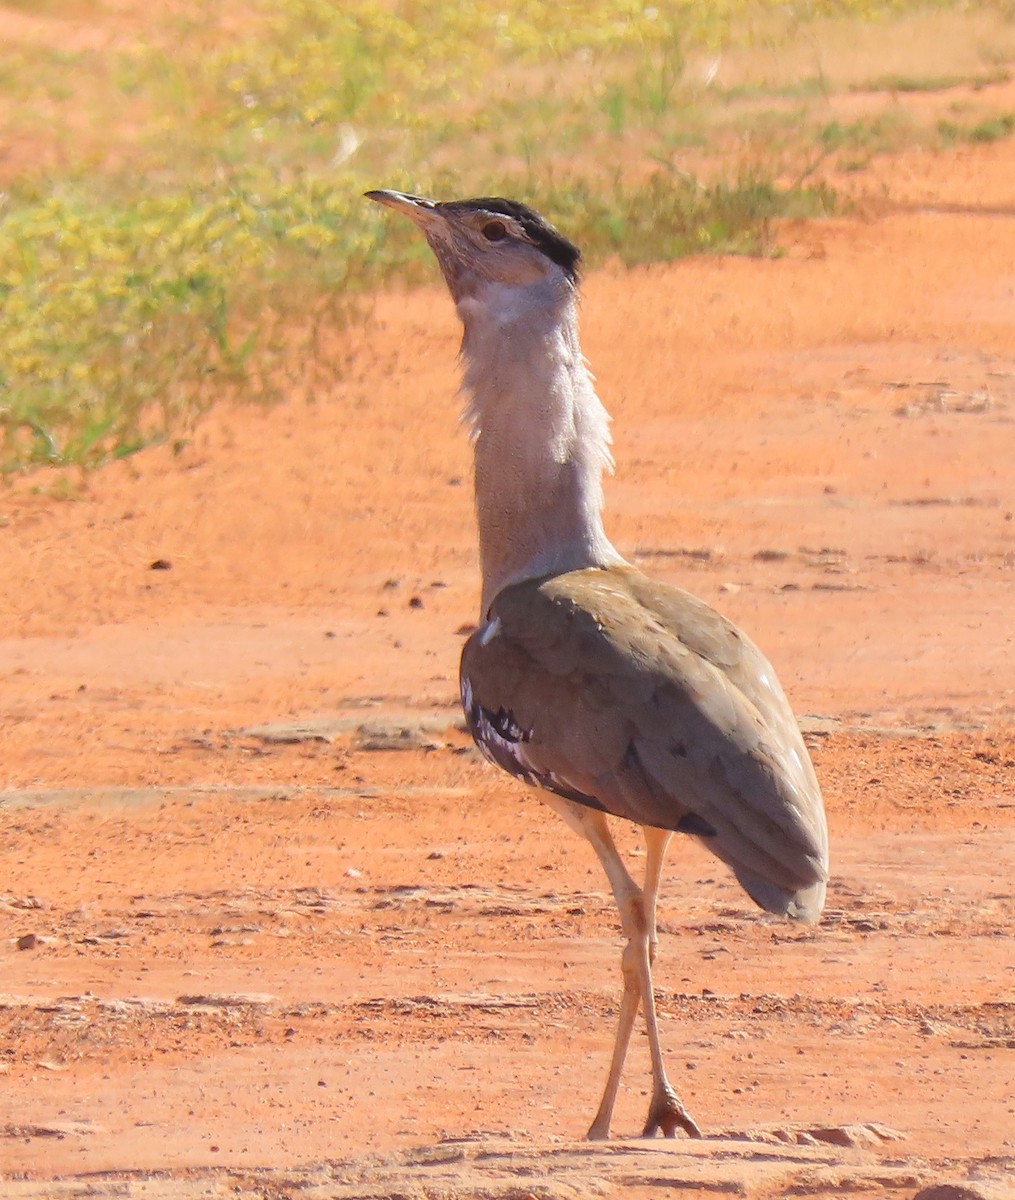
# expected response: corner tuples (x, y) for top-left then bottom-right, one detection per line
(458, 279), (624, 614)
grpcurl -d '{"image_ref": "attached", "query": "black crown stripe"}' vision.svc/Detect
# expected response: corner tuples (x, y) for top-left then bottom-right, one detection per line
(438, 197), (581, 282)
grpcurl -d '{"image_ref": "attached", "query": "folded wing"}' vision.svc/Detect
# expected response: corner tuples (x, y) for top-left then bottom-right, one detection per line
(461, 566), (829, 922)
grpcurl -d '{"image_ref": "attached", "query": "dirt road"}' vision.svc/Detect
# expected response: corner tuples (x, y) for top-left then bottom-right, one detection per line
(2, 139), (1015, 1197)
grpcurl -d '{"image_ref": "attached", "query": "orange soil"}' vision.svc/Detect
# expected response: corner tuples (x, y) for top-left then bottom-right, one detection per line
(2, 60), (1015, 1200)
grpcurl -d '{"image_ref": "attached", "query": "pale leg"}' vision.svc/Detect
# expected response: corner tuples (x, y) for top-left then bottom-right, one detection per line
(639, 827), (701, 1138)
(585, 872), (644, 1140)
(545, 799), (701, 1140)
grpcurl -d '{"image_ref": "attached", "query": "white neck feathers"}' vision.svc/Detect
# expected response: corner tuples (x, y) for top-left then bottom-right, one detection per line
(456, 277), (624, 613)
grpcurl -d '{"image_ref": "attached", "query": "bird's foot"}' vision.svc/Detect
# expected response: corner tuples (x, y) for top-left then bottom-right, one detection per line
(585, 1119), (611, 1142)
(641, 1086), (703, 1139)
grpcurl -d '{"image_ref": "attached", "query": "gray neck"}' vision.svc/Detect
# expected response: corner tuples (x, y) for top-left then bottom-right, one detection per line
(457, 278), (624, 614)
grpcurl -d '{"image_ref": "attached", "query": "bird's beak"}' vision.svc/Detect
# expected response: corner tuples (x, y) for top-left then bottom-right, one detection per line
(365, 189), (442, 232)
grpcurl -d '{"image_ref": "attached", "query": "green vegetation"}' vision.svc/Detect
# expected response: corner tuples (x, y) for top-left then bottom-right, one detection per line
(0, 178), (372, 471)
(855, 67), (1011, 93)
(1, 0), (1014, 472)
(938, 112), (1015, 144)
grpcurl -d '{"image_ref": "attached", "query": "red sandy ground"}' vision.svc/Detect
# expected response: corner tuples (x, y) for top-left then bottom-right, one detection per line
(1, 68), (1015, 1200)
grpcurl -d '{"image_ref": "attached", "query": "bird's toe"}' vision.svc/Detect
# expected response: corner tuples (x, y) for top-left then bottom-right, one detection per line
(642, 1087), (702, 1139)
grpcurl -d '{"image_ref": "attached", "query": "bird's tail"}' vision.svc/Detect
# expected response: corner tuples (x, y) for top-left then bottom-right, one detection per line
(732, 863), (826, 924)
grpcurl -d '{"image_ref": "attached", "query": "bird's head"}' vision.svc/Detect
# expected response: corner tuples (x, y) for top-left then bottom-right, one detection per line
(366, 190), (580, 307)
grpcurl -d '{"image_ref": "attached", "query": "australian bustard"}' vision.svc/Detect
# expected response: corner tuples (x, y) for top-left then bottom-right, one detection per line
(366, 189), (829, 1141)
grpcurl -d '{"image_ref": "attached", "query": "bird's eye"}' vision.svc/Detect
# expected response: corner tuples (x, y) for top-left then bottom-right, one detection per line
(482, 220), (507, 242)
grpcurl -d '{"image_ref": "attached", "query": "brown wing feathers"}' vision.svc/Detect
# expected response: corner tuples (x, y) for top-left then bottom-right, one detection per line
(461, 565), (827, 911)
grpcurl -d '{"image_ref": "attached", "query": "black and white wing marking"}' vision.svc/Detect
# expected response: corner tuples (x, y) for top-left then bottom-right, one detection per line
(460, 673), (605, 810)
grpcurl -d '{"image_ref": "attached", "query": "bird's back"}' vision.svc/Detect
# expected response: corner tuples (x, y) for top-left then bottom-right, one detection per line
(461, 565), (828, 922)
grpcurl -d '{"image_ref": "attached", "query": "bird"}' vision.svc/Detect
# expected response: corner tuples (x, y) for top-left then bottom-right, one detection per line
(365, 189), (829, 1142)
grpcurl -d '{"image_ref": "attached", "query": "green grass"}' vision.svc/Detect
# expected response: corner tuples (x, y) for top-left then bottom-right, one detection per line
(816, 111), (919, 162)
(529, 171), (835, 262)
(855, 67), (1011, 93)
(938, 112), (1015, 144)
(813, 103), (1015, 172)
(0, 175), (377, 471)
(1, 0), (1013, 473)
